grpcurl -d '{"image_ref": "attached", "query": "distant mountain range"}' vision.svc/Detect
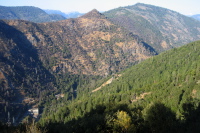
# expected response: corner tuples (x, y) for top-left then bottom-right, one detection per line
(191, 14), (200, 21)
(104, 3), (200, 53)
(44, 9), (84, 18)
(0, 6), (66, 23)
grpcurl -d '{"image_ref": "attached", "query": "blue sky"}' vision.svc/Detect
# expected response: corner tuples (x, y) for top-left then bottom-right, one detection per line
(0, 0), (199, 15)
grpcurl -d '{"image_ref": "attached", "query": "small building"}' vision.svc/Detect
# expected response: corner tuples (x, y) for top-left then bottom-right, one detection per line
(28, 108), (39, 118)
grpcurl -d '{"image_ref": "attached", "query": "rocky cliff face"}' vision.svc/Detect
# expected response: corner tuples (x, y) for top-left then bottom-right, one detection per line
(104, 3), (200, 53)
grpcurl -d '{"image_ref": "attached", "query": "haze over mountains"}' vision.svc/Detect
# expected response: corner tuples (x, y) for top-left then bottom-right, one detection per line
(44, 9), (84, 18)
(191, 14), (200, 21)
(0, 5), (66, 23)
(0, 3), (200, 132)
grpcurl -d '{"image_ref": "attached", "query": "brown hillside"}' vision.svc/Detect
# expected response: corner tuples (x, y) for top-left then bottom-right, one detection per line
(2, 9), (156, 76)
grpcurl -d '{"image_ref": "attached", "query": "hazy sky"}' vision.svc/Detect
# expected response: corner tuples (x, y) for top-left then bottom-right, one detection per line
(0, 0), (199, 15)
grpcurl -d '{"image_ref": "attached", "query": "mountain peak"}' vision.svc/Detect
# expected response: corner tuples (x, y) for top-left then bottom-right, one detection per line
(81, 9), (105, 19)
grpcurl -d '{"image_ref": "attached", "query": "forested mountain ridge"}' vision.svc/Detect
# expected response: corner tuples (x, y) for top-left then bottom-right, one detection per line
(39, 41), (200, 132)
(104, 3), (200, 53)
(0, 6), (66, 23)
(0, 9), (156, 124)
